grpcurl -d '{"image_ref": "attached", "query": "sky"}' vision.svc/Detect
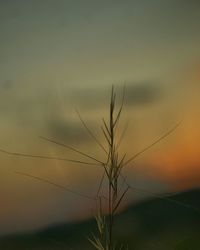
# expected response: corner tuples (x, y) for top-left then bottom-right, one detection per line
(0, 0), (200, 235)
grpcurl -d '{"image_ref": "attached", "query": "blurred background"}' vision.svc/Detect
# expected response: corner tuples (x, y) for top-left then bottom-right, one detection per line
(0, 1), (200, 244)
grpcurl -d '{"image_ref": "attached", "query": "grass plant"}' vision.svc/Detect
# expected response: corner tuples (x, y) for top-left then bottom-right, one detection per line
(0, 85), (184, 250)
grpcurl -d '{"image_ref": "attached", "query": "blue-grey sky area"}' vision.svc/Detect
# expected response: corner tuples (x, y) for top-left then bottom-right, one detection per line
(0, 0), (200, 235)
(0, 0), (200, 86)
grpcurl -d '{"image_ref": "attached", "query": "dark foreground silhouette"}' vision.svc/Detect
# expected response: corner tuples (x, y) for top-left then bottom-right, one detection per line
(1, 189), (200, 250)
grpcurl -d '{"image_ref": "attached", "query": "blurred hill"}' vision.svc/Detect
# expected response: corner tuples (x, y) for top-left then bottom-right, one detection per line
(0, 189), (200, 250)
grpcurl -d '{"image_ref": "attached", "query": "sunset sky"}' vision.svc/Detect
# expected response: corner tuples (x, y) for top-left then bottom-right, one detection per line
(0, 0), (200, 235)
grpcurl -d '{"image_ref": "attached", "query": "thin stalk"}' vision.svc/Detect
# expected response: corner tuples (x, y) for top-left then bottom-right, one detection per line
(0, 148), (100, 166)
(15, 171), (96, 201)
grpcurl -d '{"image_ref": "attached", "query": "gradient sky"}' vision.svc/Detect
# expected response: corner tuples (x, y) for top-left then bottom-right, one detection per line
(0, 0), (200, 235)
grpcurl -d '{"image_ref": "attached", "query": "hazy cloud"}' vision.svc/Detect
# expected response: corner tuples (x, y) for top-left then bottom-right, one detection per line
(47, 116), (95, 145)
(71, 82), (163, 110)
(0, 80), (13, 90)
(125, 82), (163, 106)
